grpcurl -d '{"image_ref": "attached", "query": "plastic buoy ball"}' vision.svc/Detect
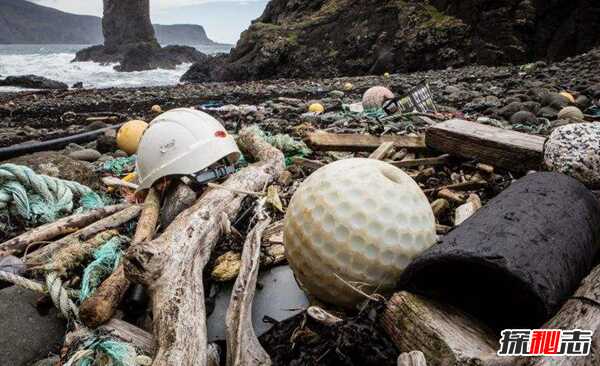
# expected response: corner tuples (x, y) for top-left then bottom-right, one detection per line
(309, 103), (325, 114)
(284, 158), (436, 308)
(117, 120), (148, 155)
(545, 123), (600, 188)
(343, 82), (354, 91)
(384, 72), (391, 78)
(151, 105), (163, 114)
(559, 92), (575, 104)
(362, 86), (394, 111)
(558, 106), (584, 121)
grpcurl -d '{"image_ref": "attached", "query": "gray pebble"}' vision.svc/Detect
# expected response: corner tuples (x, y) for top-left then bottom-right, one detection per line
(68, 148), (101, 162)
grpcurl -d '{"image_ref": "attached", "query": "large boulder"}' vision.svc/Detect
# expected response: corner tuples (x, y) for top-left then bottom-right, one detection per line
(0, 287), (66, 366)
(8, 151), (102, 191)
(182, 0), (600, 82)
(0, 75), (68, 90)
(545, 123), (600, 188)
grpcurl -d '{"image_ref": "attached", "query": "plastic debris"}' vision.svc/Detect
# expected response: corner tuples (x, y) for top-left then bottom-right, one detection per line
(116, 120), (148, 155)
(103, 156), (137, 176)
(308, 103), (325, 114)
(284, 158), (436, 308)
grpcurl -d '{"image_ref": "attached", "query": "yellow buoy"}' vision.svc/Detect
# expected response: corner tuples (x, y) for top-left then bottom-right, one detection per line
(309, 103), (325, 114)
(559, 92), (575, 104)
(384, 72), (391, 78)
(343, 82), (354, 91)
(151, 105), (163, 114)
(117, 120), (149, 155)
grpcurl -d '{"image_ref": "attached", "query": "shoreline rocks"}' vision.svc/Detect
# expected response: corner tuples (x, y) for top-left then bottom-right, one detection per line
(74, 0), (206, 72)
(0, 75), (68, 90)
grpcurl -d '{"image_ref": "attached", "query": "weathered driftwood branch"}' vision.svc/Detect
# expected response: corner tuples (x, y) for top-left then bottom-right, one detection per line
(124, 128), (285, 366)
(390, 155), (450, 169)
(100, 319), (156, 356)
(26, 205), (141, 267)
(398, 351), (427, 366)
(454, 193), (482, 225)
(61, 320), (155, 365)
(159, 180), (196, 229)
(369, 141), (395, 160)
(517, 264), (600, 366)
(70, 319), (220, 365)
(226, 216), (272, 366)
(307, 306), (343, 326)
(35, 230), (119, 273)
(80, 188), (160, 328)
(0, 203), (129, 255)
(381, 292), (499, 366)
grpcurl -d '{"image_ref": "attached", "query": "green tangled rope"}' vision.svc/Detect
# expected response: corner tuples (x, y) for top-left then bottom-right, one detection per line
(79, 236), (126, 302)
(64, 335), (146, 366)
(0, 164), (104, 225)
(103, 156), (136, 176)
(245, 126), (311, 166)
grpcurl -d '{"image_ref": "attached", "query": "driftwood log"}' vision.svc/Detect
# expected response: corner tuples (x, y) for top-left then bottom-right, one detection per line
(225, 215), (272, 366)
(124, 127), (285, 366)
(0, 203), (129, 255)
(26, 204), (141, 267)
(401, 172), (600, 331)
(381, 292), (499, 366)
(398, 351), (428, 366)
(79, 188), (160, 328)
(159, 180), (197, 229)
(426, 119), (546, 172)
(517, 264), (600, 366)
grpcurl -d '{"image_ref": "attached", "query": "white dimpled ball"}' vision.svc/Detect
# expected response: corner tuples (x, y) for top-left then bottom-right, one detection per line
(284, 158), (436, 308)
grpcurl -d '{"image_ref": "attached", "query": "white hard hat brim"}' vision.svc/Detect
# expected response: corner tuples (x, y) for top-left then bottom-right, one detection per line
(136, 136), (241, 191)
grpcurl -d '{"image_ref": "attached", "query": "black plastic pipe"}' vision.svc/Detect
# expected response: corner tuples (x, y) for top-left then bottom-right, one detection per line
(0, 123), (124, 161)
(400, 172), (600, 331)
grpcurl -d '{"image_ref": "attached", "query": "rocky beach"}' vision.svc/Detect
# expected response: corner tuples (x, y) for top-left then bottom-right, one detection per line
(2, 1), (600, 366)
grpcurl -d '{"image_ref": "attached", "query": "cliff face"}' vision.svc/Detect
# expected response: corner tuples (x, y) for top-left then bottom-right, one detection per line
(153, 24), (217, 46)
(0, 0), (103, 44)
(182, 0), (600, 82)
(0, 0), (218, 45)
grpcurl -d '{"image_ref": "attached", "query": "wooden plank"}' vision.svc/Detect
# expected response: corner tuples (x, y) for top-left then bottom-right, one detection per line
(306, 132), (426, 152)
(390, 154), (450, 169)
(426, 119), (546, 172)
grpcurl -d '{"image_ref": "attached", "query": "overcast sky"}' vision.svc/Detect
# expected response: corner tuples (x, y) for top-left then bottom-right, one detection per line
(30, 0), (267, 43)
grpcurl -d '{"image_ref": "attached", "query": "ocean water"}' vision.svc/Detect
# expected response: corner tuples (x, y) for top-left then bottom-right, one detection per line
(0, 44), (232, 91)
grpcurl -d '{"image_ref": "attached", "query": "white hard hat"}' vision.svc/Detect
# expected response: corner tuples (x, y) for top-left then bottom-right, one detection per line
(136, 108), (241, 191)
